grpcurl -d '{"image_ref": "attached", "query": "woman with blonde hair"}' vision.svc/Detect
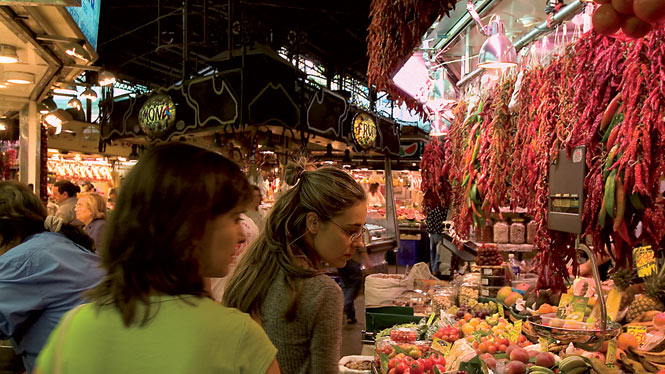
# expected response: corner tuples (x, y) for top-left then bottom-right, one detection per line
(224, 162), (367, 374)
(75, 192), (107, 252)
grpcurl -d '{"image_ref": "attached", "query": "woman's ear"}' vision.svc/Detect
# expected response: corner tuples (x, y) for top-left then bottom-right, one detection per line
(305, 212), (319, 235)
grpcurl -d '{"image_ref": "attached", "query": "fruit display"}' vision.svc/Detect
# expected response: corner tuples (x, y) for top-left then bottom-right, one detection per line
(476, 244), (504, 266)
(432, 325), (460, 343)
(459, 285), (479, 307)
(592, 0), (664, 38)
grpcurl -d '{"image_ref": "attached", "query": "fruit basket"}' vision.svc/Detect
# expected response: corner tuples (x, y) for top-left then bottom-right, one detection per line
(527, 315), (622, 344)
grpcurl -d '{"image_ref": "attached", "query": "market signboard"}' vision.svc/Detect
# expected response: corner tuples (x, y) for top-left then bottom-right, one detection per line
(138, 94), (176, 138)
(352, 113), (377, 150)
(66, 0), (101, 50)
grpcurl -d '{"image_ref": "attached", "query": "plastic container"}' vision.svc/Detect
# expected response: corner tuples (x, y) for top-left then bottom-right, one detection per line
(398, 240), (418, 266)
(478, 222), (494, 243)
(480, 266), (505, 276)
(508, 254), (521, 278)
(526, 220), (537, 244)
(389, 327), (419, 343)
(510, 219), (526, 244)
(432, 289), (456, 312)
(493, 221), (509, 244)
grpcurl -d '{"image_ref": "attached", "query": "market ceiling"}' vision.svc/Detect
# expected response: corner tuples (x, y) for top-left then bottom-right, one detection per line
(96, 0), (371, 89)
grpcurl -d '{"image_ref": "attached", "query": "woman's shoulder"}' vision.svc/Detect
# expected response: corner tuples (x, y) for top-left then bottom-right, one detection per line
(300, 274), (342, 298)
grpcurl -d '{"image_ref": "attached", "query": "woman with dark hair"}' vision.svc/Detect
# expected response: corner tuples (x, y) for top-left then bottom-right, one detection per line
(35, 143), (279, 374)
(224, 162), (367, 374)
(0, 181), (103, 373)
(52, 180), (82, 226)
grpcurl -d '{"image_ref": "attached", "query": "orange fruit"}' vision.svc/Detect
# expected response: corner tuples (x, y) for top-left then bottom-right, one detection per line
(462, 324), (476, 336)
(617, 333), (638, 350)
(469, 318), (481, 327)
(538, 304), (552, 314)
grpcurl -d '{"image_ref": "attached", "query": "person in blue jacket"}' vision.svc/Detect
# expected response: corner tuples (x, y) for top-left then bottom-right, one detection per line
(0, 181), (104, 373)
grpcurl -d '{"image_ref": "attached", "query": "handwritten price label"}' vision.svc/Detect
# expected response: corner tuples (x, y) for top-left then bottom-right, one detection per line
(431, 337), (452, 356)
(633, 246), (658, 278)
(509, 320), (523, 343)
(539, 337), (549, 352)
(626, 326), (647, 349)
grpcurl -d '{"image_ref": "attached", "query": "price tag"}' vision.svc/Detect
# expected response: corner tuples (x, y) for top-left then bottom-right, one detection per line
(539, 337), (549, 352)
(509, 320), (523, 343)
(626, 326), (647, 349)
(633, 245), (658, 278)
(431, 337), (452, 356)
(498, 304), (505, 319)
(606, 339), (618, 368)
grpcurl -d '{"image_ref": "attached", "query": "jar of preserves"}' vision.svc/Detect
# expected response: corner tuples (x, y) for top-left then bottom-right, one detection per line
(510, 218), (526, 244)
(493, 221), (509, 244)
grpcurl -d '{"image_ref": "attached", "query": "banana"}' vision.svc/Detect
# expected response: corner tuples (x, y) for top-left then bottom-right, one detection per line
(562, 366), (589, 374)
(529, 366), (555, 374)
(559, 356), (589, 372)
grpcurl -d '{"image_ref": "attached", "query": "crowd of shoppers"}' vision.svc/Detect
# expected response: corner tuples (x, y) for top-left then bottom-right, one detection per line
(2, 143), (372, 374)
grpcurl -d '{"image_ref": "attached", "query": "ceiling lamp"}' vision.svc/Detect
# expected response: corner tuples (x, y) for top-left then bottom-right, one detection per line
(466, 1), (517, 69)
(478, 17), (517, 69)
(0, 82), (7, 89)
(64, 42), (90, 62)
(0, 44), (18, 64)
(43, 109), (72, 135)
(41, 96), (57, 112)
(80, 87), (98, 101)
(5, 71), (35, 84)
(67, 98), (83, 110)
(98, 70), (116, 86)
(53, 82), (78, 95)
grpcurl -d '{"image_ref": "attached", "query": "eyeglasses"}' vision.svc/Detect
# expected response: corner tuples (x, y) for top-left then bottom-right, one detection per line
(329, 220), (367, 242)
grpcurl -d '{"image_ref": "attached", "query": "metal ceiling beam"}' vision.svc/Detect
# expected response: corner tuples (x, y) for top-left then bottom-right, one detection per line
(433, 0), (500, 52)
(456, 0), (585, 88)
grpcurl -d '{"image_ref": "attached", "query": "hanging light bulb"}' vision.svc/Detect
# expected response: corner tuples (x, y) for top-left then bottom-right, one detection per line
(67, 98), (83, 111)
(478, 17), (517, 69)
(98, 70), (116, 86)
(80, 87), (98, 101)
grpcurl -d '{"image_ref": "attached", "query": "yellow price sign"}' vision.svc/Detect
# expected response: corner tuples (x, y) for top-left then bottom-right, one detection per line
(626, 326), (647, 349)
(498, 304), (505, 319)
(633, 246), (658, 278)
(431, 337), (452, 356)
(539, 337), (549, 352)
(509, 320), (523, 343)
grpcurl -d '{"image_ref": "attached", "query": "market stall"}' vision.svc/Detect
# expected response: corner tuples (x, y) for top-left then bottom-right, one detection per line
(343, 0), (665, 373)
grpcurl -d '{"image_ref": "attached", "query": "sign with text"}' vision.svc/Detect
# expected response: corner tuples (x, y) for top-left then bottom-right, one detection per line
(626, 326), (647, 349)
(138, 94), (176, 138)
(67, 0), (101, 50)
(633, 245), (658, 278)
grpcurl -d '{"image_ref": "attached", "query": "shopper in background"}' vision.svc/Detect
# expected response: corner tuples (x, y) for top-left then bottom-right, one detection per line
(52, 180), (82, 226)
(367, 182), (385, 208)
(35, 143), (279, 374)
(81, 181), (95, 193)
(337, 243), (370, 324)
(106, 187), (118, 212)
(75, 192), (107, 252)
(424, 192), (450, 278)
(246, 185), (265, 230)
(209, 212), (259, 302)
(224, 163), (367, 374)
(0, 181), (103, 373)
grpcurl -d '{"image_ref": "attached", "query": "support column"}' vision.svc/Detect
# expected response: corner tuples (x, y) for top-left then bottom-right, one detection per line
(384, 156), (399, 247)
(18, 101), (40, 194)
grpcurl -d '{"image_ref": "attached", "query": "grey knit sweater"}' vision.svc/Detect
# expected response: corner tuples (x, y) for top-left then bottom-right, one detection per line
(260, 270), (343, 374)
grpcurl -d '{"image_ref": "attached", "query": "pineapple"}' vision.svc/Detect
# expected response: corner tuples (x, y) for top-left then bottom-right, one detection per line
(626, 266), (665, 322)
(612, 267), (635, 311)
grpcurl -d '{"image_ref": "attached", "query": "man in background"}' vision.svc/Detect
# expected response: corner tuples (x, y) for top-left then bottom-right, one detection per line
(52, 180), (82, 227)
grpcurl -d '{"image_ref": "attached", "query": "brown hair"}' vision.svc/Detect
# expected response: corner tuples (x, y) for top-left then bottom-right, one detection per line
(0, 181), (93, 251)
(89, 143), (251, 326)
(223, 162), (365, 320)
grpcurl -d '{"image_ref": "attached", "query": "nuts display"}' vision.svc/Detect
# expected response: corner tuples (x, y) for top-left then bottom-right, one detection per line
(493, 221), (510, 244)
(459, 284), (479, 308)
(510, 219), (526, 244)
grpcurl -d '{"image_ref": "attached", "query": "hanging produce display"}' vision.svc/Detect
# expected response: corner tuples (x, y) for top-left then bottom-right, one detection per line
(439, 26), (665, 293)
(420, 136), (449, 209)
(366, 0), (457, 113)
